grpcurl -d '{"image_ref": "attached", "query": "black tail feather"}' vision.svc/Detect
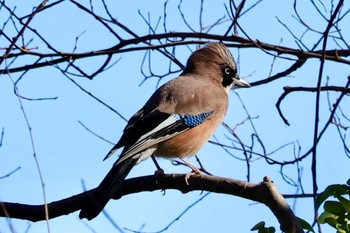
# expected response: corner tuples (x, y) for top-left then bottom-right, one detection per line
(79, 157), (138, 220)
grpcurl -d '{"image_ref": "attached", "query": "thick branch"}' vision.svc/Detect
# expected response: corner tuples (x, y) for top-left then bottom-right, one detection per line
(0, 174), (303, 233)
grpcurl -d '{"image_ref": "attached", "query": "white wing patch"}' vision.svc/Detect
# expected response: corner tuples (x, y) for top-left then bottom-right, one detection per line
(137, 114), (181, 142)
(116, 113), (186, 164)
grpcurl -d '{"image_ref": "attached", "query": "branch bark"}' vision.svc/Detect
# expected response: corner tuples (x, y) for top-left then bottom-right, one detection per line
(0, 174), (303, 233)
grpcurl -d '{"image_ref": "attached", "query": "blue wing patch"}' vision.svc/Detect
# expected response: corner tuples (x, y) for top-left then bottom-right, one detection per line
(180, 111), (214, 127)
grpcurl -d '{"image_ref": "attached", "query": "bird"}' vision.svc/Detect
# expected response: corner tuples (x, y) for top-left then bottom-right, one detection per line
(79, 42), (250, 220)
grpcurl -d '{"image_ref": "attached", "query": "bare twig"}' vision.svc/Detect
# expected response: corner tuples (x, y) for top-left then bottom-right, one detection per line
(311, 3), (344, 230)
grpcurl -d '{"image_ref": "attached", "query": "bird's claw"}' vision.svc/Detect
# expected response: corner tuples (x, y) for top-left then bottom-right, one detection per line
(184, 168), (201, 185)
(154, 168), (165, 184)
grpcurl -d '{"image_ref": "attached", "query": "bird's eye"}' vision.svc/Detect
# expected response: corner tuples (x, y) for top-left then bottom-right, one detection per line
(224, 67), (231, 75)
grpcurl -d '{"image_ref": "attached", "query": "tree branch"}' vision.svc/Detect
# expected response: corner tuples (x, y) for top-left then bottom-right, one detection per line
(1, 33), (350, 75)
(0, 174), (303, 233)
(276, 85), (350, 126)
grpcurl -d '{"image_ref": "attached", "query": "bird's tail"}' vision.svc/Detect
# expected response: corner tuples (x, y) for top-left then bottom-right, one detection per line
(79, 157), (138, 220)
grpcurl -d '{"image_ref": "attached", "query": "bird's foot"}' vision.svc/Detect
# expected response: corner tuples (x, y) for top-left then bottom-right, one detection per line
(151, 155), (166, 184)
(184, 167), (201, 185)
(154, 168), (165, 184)
(176, 157), (202, 185)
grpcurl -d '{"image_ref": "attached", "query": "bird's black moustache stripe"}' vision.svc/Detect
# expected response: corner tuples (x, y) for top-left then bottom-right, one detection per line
(222, 75), (233, 87)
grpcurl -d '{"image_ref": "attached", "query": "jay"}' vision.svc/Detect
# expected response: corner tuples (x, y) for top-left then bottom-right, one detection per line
(79, 42), (250, 220)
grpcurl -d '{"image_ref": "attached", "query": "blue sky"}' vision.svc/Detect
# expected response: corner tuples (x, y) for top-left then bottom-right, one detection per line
(1, 1), (349, 232)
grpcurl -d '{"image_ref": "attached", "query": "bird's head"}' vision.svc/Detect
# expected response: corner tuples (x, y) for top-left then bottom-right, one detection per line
(182, 42), (250, 91)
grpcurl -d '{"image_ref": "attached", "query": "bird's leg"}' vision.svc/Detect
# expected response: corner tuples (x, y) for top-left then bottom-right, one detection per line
(151, 155), (164, 174)
(178, 157), (201, 185)
(151, 155), (164, 184)
(179, 157), (201, 173)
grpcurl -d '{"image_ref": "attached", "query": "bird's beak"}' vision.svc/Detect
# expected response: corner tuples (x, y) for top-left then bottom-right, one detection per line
(233, 76), (251, 88)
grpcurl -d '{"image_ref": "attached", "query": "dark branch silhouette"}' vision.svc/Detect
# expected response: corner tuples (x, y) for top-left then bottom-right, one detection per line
(0, 174), (303, 233)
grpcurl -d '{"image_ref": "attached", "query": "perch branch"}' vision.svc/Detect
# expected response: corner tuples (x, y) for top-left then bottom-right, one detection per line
(0, 174), (303, 233)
